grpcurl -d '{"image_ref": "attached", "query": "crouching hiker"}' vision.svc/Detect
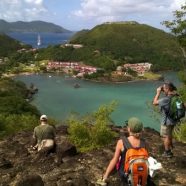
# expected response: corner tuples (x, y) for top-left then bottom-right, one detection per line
(31, 114), (56, 157)
(97, 117), (154, 186)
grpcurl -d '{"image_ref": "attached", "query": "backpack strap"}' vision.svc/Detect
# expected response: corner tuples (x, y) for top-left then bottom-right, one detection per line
(122, 136), (146, 149)
(140, 138), (146, 148)
(121, 136), (132, 150)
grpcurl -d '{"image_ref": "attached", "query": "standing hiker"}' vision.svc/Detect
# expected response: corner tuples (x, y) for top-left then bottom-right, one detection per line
(153, 82), (178, 158)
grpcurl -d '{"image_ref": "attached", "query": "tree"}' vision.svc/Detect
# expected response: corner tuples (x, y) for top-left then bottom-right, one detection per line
(162, 4), (186, 143)
(162, 3), (186, 64)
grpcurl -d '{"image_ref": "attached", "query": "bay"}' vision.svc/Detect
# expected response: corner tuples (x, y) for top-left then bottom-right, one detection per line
(15, 71), (181, 131)
(7, 32), (75, 48)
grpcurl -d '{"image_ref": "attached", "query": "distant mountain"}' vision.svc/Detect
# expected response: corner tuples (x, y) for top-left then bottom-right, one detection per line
(0, 20), (71, 33)
(0, 33), (31, 56)
(70, 21), (184, 71)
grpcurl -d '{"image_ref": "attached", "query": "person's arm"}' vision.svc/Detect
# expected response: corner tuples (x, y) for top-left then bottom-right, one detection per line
(31, 128), (37, 149)
(102, 140), (122, 180)
(153, 87), (162, 105)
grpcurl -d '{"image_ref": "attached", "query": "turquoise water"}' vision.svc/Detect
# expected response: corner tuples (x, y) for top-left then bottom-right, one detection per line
(15, 72), (181, 131)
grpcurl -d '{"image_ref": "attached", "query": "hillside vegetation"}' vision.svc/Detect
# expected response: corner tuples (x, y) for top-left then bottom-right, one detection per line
(70, 22), (184, 71)
(0, 20), (71, 33)
(0, 78), (40, 138)
(0, 34), (31, 57)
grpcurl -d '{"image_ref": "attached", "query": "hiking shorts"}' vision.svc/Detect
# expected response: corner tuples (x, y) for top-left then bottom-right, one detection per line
(160, 125), (174, 137)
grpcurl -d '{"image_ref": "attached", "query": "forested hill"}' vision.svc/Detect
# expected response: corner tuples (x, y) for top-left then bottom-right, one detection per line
(0, 20), (71, 33)
(0, 34), (31, 57)
(70, 22), (184, 71)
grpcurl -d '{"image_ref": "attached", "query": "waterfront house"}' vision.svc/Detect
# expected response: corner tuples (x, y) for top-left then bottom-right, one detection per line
(47, 61), (97, 76)
(123, 62), (152, 75)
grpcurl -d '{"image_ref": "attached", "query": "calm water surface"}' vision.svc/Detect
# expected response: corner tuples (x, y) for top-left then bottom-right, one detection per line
(7, 32), (75, 48)
(15, 71), (181, 131)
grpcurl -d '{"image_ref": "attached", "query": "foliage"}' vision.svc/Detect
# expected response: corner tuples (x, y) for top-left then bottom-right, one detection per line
(9, 51), (35, 64)
(173, 121), (186, 142)
(67, 118), (91, 151)
(83, 72), (103, 79)
(0, 95), (39, 116)
(0, 78), (41, 138)
(162, 3), (186, 143)
(70, 22), (184, 71)
(146, 100), (161, 124)
(67, 102), (117, 152)
(0, 114), (38, 138)
(178, 70), (186, 85)
(143, 72), (162, 80)
(178, 85), (186, 102)
(33, 22), (185, 73)
(162, 3), (186, 47)
(0, 34), (31, 57)
(126, 68), (138, 77)
(162, 2), (186, 67)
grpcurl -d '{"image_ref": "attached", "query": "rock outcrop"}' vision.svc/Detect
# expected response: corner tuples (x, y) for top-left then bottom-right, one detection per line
(0, 126), (186, 186)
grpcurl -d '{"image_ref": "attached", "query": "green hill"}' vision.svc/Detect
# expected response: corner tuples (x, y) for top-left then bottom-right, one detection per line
(0, 34), (30, 57)
(70, 22), (184, 71)
(0, 20), (72, 33)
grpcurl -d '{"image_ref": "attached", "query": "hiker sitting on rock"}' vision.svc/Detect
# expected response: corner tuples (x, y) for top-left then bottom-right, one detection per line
(31, 114), (56, 155)
(97, 117), (151, 186)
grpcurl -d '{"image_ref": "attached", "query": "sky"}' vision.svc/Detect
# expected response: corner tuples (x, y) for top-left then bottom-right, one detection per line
(0, 0), (185, 31)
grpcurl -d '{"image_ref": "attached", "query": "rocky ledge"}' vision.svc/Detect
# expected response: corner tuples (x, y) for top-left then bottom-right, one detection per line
(0, 126), (186, 186)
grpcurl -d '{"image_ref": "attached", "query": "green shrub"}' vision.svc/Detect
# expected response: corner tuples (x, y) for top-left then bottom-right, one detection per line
(0, 114), (38, 138)
(178, 85), (186, 102)
(68, 118), (91, 150)
(67, 102), (117, 152)
(173, 121), (186, 142)
(178, 70), (186, 85)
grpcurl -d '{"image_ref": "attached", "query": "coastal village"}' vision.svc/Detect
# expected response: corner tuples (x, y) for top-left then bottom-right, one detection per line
(46, 43), (152, 77)
(0, 41), (156, 82)
(46, 61), (152, 78)
(3, 41), (152, 79)
(0, 36), (155, 81)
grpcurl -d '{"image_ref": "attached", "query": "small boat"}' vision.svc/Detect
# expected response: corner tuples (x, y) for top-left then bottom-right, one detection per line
(74, 83), (80, 88)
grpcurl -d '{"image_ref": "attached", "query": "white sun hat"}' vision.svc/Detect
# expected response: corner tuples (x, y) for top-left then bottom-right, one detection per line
(40, 114), (48, 120)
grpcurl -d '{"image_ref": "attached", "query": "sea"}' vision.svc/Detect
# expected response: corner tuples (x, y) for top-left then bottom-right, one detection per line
(15, 72), (181, 131)
(7, 32), (75, 48)
(10, 32), (182, 131)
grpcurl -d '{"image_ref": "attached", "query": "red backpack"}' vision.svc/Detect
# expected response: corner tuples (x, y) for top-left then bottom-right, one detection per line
(122, 137), (149, 186)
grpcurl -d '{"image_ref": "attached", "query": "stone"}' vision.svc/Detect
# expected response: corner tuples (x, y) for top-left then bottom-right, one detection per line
(0, 126), (185, 186)
(10, 173), (44, 186)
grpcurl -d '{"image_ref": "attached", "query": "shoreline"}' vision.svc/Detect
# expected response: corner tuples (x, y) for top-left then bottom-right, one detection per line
(82, 76), (163, 84)
(4, 71), (164, 84)
(2, 72), (37, 78)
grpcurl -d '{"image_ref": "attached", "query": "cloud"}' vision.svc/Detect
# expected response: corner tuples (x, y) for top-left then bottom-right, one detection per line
(170, 0), (186, 10)
(72, 0), (186, 28)
(0, 0), (47, 22)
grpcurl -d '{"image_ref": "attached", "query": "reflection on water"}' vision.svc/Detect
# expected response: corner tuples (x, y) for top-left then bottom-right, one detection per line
(15, 71), (181, 131)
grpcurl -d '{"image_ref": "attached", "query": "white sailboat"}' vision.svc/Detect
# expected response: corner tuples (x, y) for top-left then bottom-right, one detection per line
(37, 34), (41, 47)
